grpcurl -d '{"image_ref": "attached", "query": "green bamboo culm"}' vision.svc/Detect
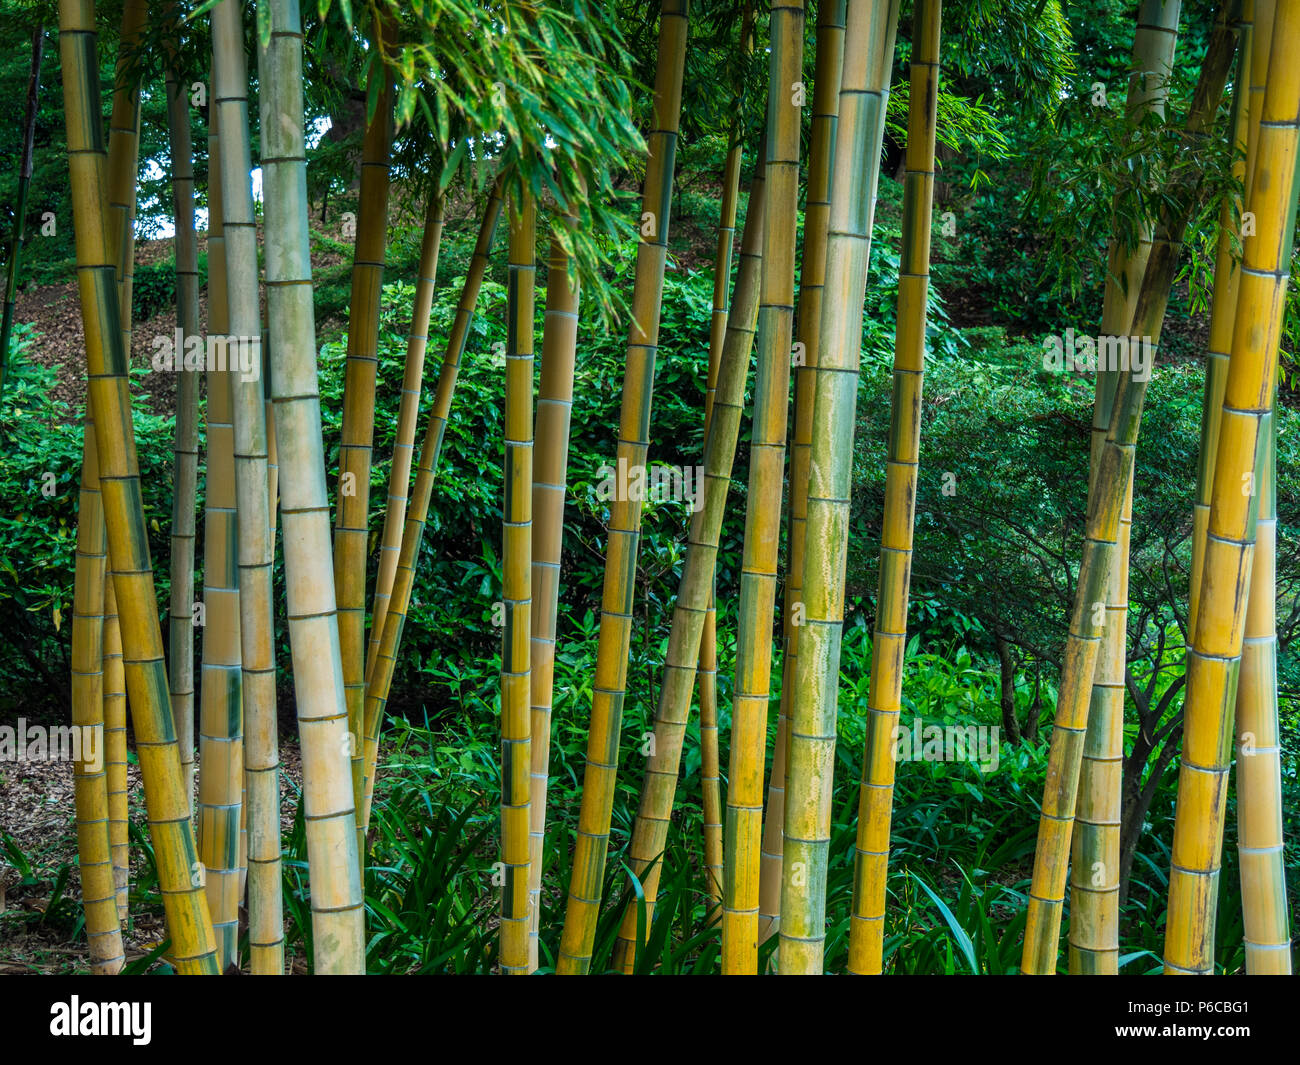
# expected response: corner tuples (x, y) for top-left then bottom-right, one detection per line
(556, 0), (689, 976)
(499, 190), (536, 975)
(213, 0), (282, 975)
(257, 0), (365, 974)
(779, 0), (899, 976)
(360, 178), (505, 832)
(336, 18), (395, 834)
(0, 24), (43, 410)
(1071, 0), (1184, 976)
(720, 0), (805, 976)
(607, 143), (767, 975)
(57, 0), (219, 975)
(759, 0), (846, 948)
(1165, 0), (1300, 975)
(1020, 4), (1239, 973)
(846, 0), (940, 976)
(163, 8), (201, 816)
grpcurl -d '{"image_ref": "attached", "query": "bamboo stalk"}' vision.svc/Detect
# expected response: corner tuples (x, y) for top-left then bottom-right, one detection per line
(778, 0), (899, 976)
(366, 192), (445, 683)
(103, 573), (128, 921)
(1071, 0), (1184, 976)
(717, 0), (806, 976)
(164, 15), (201, 817)
(699, 1), (756, 914)
(257, 0), (365, 973)
(213, 0), (282, 975)
(604, 151), (767, 974)
(500, 190), (536, 974)
(760, 0), (846, 948)
(360, 179), (506, 828)
(528, 216), (582, 970)
(337, 20), (395, 828)
(1165, 0), (1299, 975)
(554, 0), (690, 974)
(846, 0), (940, 976)
(196, 97), (244, 971)
(58, 0), (218, 974)
(1021, 5), (1239, 972)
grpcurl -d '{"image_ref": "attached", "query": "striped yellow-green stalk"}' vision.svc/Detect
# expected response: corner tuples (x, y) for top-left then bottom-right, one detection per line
(164, 20), (201, 816)
(366, 191), (445, 683)
(699, 0), (756, 912)
(1021, 7), (1239, 973)
(1070, 0), (1184, 976)
(58, 0), (219, 975)
(760, 0), (846, 948)
(555, 0), (689, 975)
(717, 0), (805, 975)
(528, 218), (581, 970)
(1165, 0), (1300, 974)
(103, 573), (128, 921)
(500, 191), (536, 974)
(780, 0), (899, 976)
(70, 400), (124, 975)
(257, 0), (364, 974)
(336, 21), (395, 824)
(361, 180), (504, 831)
(196, 97), (244, 971)
(846, 0), (940, 976)
(213, 0), (282, 975)
(605, 152), (767, 974)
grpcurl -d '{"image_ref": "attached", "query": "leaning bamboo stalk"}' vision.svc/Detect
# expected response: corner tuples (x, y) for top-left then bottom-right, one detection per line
(717, 0), (805, 976)
(163, 21), (201, 816)
(213, 0), (282, 975)
(1021, 6), (1239, 973)
(336, 22), (395, 824)
(846, 0), (940, 976)
(760, 0), (846, 947)
(360, 180), (506, 828)
(1166, 0), (1299, 975)
(0, 24), (43, 407)
(528, 218), (582, 970)
(71, 402), (124, 974)
(778, 0), (899, 976)
(554, 0), (690, 975)
(196, 97), (244, 972)
(499, 191), (536, 975)
(699, 1), (756, 912)
(1071, 0), (1184, 976)
(604, 153), (767, 974)
(58, 0), (219, 974)
(257, 0), (365, 974)
(103, 576), (128, 920)
(366, 191), (445, 683)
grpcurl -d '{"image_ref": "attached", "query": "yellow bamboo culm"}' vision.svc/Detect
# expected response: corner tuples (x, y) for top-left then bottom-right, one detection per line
(528, 217), (581, 970)
(779, 0), (899, 976)
(556, 0), (689, 975)
(1071, 0), (1185, 975)
(58, 0), (218, 974)
(846, 0), (940, 976)
(499, 190), (536, 975)
(719, 0), (805, 976)
(759, 0), (846, 949)
(1166, 0), (1300, 974)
